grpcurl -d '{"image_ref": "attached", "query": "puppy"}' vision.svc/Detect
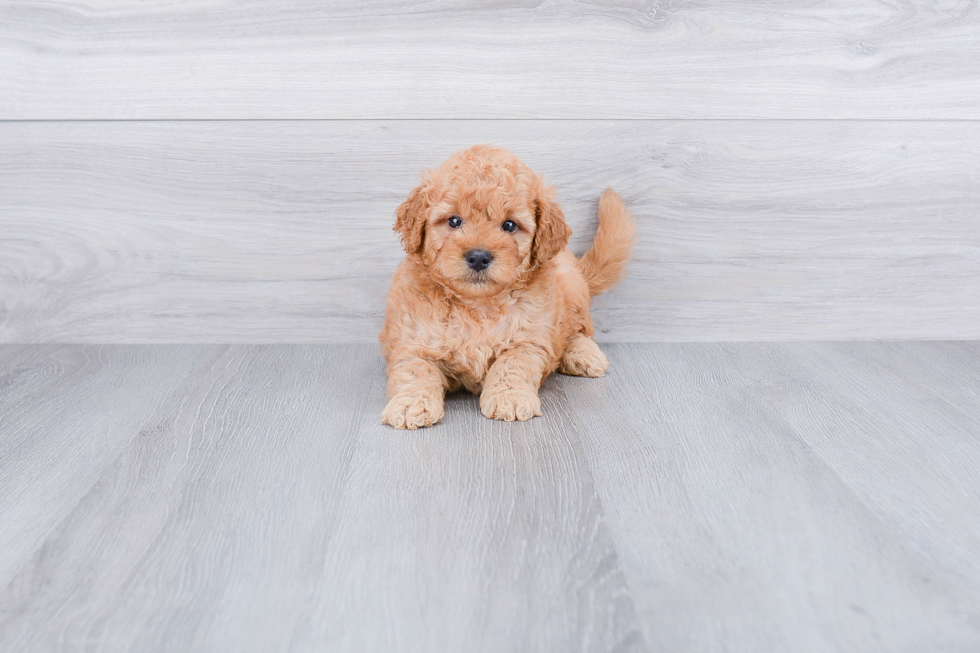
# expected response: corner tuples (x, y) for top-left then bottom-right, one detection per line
(380, 145), (634, 429)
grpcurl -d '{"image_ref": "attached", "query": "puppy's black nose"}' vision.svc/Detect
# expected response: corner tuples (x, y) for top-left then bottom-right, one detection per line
(465, 249), (494, 272)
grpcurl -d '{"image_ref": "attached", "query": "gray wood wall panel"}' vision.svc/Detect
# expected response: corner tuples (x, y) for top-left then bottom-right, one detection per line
(2, 1), (979, 119)
(2, 120), (978, 343)
(0, 344), (644, 652)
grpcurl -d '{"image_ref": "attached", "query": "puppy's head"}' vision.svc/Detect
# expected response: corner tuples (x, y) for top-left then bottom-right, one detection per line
(394, 144), (571, 299)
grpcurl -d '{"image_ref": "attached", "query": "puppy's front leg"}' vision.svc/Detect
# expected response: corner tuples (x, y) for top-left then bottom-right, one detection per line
(480, 345), (549, 422)
(382, 356), (447, 430)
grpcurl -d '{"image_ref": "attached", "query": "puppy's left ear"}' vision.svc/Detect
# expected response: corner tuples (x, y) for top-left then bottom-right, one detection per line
(394, 180), (428, 255)
(531, 181), (572, 266)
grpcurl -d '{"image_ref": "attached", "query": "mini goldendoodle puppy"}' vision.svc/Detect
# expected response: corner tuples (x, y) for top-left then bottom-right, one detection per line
(380, 144), (634, 429)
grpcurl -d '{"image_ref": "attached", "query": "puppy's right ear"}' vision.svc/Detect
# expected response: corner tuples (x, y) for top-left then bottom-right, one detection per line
(394, 181), (428, 255)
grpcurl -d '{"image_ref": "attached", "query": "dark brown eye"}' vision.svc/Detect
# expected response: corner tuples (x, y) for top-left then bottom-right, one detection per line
(448, 215), (462, 229)
(501, 220), (517, 233)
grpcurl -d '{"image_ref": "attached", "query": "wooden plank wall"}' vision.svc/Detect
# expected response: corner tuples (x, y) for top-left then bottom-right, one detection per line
(1, 1), (978, 343)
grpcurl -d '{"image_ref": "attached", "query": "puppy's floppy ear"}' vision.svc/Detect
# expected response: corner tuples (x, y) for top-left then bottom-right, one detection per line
(394, 180), (428, 255)
(531, 181), (571, 266)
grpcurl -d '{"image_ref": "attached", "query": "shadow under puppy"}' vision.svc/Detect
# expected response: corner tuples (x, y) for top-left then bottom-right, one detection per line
(380, 144), (635, 429)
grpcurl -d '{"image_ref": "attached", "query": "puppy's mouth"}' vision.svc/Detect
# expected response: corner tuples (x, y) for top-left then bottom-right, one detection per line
(454, 269), (503, 294)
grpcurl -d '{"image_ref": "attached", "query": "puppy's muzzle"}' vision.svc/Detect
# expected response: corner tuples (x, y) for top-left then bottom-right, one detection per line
(465, 249), (494, 272)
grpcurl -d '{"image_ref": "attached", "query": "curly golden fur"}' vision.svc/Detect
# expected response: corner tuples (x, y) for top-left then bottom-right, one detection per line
(380, 145), (635, 429)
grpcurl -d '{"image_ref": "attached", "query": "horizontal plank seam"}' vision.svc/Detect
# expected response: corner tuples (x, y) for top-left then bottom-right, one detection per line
(3, 118), (980, 124)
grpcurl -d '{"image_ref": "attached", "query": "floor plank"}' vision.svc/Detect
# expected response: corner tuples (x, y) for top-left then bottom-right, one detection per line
(3, 121), (978, 343)
(0, 345), (643, 653)
(296, 391), (643, 653)
(2, 1), (978, 119)
(761, 342), (980, 589)
(3, 343), (978, 651)
(563, 343), (980, 652)
(0, 346), (209, 591)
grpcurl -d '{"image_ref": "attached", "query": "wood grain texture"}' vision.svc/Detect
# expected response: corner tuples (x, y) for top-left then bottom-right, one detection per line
(763, 342), (980, 585)
(564, 343), (980, 652)
(2, 0), (979, 119)
(0, 344), (643, 653)
(0, 345), (207, 591)
(2, 343), (979, 651)
(3, 120), (979, 343)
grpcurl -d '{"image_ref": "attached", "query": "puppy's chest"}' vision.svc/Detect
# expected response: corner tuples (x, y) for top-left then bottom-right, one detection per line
(438, 303), (523, 388)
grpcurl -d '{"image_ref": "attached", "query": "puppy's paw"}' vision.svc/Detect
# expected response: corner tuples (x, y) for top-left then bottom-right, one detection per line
(382, 393), (444, 430)
(480, 386), (542, 422)
(560, 338), (610, 378)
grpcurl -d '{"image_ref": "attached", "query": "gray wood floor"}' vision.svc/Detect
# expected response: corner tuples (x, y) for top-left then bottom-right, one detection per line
(2, 343), (978, 652)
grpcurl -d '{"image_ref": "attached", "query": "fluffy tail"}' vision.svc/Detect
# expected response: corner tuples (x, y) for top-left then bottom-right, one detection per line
(577, 189), (635, 296)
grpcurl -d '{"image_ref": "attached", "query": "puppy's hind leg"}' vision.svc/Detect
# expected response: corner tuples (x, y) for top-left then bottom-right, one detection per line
(382, 356), (447, 430)
(559, 334), (609, 378)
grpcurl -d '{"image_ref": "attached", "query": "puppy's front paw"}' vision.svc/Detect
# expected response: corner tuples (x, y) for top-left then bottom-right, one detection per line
(480, 386), (542, 422)
(382, 393), (444, 430)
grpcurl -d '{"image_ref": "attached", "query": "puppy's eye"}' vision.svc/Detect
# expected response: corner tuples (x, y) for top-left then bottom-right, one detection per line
(448, 215), (462, 229)
(501, 220), (517, 233)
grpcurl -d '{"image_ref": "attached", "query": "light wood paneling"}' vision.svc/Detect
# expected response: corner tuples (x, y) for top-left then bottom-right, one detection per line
(2, 120), (978, 343)
(1, 1), (979, 119)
